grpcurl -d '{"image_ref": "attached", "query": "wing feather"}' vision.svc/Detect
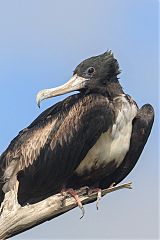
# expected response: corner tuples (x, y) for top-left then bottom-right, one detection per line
(0, 93), (114, 204)
(99, 104), (154, 188)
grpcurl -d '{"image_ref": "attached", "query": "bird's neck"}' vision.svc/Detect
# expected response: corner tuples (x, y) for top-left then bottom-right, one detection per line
(81, 77), (124, 98)
(106, 77), (124, 98)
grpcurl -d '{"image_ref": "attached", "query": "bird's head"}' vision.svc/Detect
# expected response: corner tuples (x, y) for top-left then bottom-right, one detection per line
(36, 51), (123, 107)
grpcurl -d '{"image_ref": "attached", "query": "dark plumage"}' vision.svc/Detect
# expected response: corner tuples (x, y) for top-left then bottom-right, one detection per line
(0, 51), (154, 206)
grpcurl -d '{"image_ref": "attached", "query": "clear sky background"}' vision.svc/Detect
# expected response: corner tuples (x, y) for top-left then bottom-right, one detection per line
(0, 0), (159, 239)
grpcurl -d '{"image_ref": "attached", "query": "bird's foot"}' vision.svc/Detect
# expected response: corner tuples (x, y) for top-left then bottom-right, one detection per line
(61, 188), (85, 219)
(87, 182), (116, 210)
(87, 188), (102, 210)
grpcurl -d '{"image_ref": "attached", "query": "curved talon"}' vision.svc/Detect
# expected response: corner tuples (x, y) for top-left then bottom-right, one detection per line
(61, 188), (85, 218)
(72, 191), (85, 218)
(80, 206), (85, 219)
(96, 189), (102, 210)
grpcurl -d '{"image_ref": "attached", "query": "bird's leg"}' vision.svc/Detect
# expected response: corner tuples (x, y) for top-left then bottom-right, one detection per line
(61, 188), (85, 219)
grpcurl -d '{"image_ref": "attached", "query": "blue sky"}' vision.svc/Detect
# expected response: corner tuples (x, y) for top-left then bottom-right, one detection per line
(0, 0), (159, 239)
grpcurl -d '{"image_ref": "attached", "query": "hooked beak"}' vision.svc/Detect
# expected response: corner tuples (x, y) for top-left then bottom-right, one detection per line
(36, 74), (88, 107)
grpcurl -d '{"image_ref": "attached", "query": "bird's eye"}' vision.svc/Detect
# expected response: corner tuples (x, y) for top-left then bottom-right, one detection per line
(87, 67), (95, 75)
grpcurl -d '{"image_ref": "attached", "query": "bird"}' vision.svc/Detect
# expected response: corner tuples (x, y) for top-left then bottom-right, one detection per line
(0, 51), (154, 214)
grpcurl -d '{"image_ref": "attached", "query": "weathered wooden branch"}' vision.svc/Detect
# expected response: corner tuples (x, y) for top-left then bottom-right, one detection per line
(0, 182), (132, 240)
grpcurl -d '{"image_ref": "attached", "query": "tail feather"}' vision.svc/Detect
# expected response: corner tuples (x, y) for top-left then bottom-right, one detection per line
(0, 157), (19, 206)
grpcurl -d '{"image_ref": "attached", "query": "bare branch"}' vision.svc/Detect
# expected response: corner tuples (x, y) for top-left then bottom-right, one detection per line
(0, 182), (132, 239)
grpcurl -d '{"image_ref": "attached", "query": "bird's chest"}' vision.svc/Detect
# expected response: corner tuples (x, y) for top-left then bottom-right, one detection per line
(75, 96), (138, 176)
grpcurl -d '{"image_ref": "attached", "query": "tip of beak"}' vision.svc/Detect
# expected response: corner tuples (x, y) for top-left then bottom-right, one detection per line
(36, 92), (42, 108)
(37, 102), (40, 108)
(36, 99), (41, 108)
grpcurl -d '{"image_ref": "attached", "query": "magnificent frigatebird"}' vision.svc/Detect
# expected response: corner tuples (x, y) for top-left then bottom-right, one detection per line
(0, 51), (154, 212)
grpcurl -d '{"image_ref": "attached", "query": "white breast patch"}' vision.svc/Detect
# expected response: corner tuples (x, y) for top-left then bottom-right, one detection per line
(75, 95), (138, 176)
